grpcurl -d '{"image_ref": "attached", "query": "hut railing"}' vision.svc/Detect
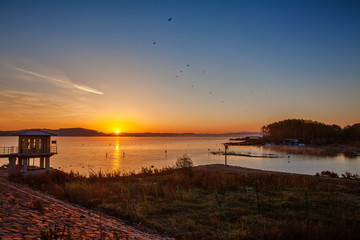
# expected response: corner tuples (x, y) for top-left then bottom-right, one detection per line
(0, 146), (18, 155)
(1, 145), (57, 155)
(51, 145), (57, 154)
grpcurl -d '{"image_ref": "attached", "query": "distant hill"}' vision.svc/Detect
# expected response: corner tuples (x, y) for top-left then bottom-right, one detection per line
(0, 128), (260, 137)
(0, 128), (109, 136)
(0, 130), (17, 136)
(45, 128), (109, 136)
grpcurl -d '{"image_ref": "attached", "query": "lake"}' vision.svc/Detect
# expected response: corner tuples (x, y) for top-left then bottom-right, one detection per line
(0, 136), (359, 176)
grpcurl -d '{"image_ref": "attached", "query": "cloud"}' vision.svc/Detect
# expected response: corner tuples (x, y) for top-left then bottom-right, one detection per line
(0, 89), (94, 121)
(11, 66), (104, 95)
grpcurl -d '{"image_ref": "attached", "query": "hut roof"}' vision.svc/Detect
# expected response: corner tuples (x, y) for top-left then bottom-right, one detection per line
(12, 130), (57, 136)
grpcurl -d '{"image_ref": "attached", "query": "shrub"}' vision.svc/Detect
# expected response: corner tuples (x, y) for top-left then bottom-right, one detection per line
(319, 171), (339, 178)
(341, 172), (360, 180)
(175, 154), (193, 169)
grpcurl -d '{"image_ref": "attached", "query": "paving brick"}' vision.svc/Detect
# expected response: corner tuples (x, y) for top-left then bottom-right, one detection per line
(0, 174), (172, 240)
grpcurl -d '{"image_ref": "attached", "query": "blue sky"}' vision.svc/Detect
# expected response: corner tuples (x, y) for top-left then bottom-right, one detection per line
(0, 0), (359, 132)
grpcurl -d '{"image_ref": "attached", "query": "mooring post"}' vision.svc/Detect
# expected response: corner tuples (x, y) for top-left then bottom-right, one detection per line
(225, 144), (228, 165)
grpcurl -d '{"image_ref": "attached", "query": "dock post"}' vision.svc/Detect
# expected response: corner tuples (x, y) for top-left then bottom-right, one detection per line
(23, 158), (28, 173)
(8, 157), (16, 176)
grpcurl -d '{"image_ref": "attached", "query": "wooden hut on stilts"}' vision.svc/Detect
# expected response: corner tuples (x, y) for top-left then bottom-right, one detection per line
(0, 130), (57, 176)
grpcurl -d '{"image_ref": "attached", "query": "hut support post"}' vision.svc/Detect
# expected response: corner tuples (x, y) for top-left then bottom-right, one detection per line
(40, 157), (44, 168)
(8, 157), (16, 175)
(17, 157), (22, 170)
(45, 157), (50, 169)
(23, 158), (28, 173)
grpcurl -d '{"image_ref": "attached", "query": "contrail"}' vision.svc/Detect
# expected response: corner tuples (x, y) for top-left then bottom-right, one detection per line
(12, 66), (104, 95)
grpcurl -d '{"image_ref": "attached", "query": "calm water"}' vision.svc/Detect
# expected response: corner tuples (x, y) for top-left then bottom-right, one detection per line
(0, 136), (359, 176)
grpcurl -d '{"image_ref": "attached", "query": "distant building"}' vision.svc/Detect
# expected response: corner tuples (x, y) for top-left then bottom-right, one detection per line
(282, 138), (299, 145)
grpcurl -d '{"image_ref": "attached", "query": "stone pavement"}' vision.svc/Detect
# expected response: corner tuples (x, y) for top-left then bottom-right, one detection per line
(0, 175), (172, 239)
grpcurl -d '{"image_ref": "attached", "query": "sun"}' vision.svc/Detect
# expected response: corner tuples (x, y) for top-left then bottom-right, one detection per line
(115, 130), (120, 134)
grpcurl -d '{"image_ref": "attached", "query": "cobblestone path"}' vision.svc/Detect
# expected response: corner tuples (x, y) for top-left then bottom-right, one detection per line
(0, 177), (172, 239)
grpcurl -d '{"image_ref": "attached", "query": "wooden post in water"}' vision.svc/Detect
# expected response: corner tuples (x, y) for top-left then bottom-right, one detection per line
(225, 144), (228, 165)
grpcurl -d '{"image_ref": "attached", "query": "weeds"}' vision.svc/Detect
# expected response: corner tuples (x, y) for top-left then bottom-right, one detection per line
(315, 170), (360, 180)
(341, 171), (360, 180)
(316, 170), (339, 178)
(11, 166), (360, 240)
(40, 223), (70, 240)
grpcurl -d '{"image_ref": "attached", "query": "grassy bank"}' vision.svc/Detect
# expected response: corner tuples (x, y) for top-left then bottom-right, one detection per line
(9, 166), (360, 240)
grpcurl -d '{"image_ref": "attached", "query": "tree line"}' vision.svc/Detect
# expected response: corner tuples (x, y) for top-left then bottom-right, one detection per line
(262, 119), (360, 145)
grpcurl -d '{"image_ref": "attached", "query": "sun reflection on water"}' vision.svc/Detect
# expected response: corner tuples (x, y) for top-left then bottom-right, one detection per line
(112, 138), (122, 172)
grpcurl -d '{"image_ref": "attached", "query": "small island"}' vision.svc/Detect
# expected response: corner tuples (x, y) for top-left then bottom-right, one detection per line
(224, 119), (360, 157)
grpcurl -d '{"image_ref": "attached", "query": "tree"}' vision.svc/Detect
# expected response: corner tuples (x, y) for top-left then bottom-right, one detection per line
(261, 119), (352, 145)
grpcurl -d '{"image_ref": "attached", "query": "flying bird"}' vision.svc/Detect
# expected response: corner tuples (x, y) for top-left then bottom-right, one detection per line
(168, 18), (172, 21)
(153, 42), (157, 45)
(187, 64), (190, 67)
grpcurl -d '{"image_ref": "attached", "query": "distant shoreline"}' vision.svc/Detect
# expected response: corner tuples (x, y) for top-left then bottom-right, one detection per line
(0, 128), (260, 137)
(225, 141), (360, 157)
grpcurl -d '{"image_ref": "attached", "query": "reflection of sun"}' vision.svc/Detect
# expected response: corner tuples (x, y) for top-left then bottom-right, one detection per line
(115, 145), (119, 150)
(115, 130), (120, 134)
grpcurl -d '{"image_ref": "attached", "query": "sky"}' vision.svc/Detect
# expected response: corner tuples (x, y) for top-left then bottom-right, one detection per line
(0, 0), (359, 133)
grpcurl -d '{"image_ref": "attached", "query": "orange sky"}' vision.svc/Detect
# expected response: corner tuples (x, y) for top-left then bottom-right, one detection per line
(1, 1), (359, 134)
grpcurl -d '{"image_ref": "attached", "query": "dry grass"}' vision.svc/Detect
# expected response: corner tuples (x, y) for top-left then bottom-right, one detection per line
(10, 166), (360, 240)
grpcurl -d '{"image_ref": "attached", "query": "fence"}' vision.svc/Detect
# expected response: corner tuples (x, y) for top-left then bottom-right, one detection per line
(0, 146), (18, 155)
(0, 146), (57, 155)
